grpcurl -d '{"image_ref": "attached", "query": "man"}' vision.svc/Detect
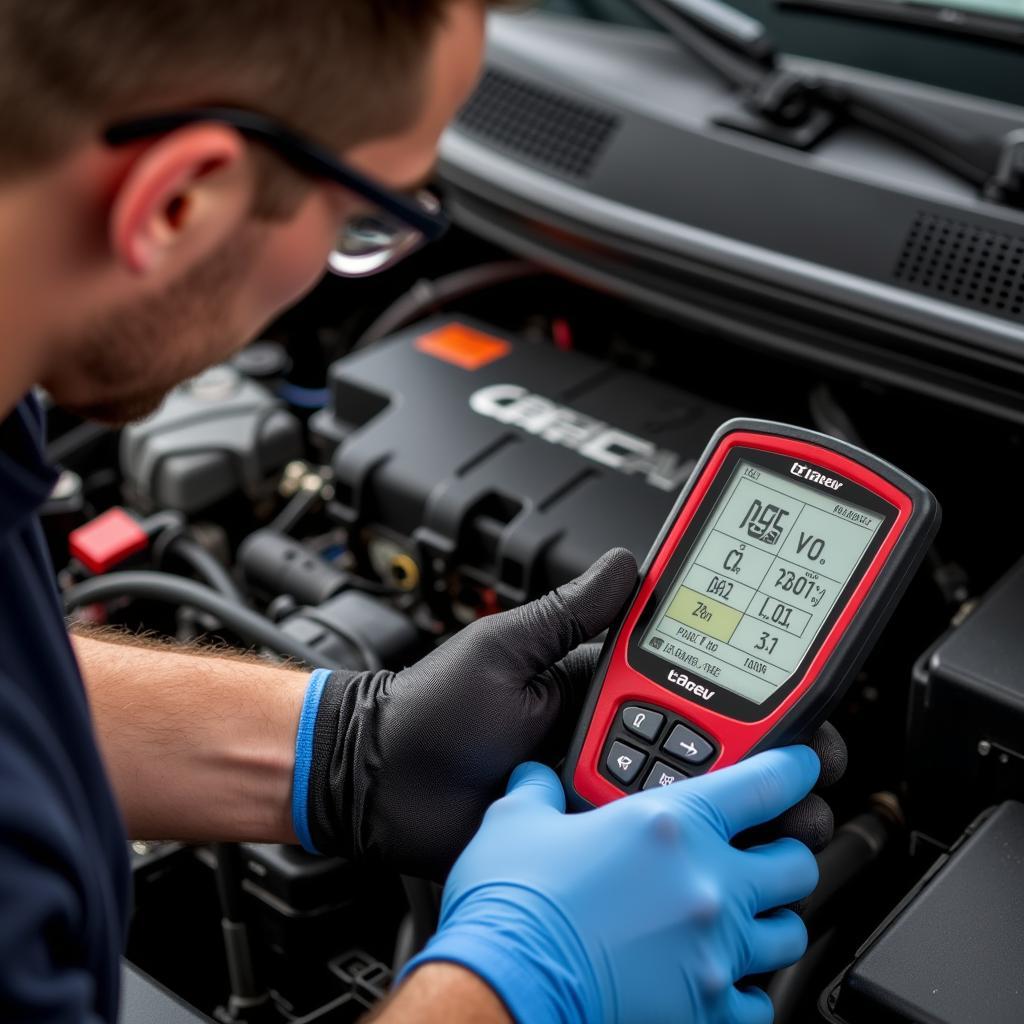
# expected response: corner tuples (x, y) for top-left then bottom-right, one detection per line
(0, 2), (842, 1021)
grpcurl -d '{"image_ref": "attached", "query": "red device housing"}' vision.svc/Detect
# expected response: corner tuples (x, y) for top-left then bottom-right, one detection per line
(569, 425), (920, 809)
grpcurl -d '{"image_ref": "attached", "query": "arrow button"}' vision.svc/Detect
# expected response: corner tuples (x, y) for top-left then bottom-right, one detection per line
(662, 724), (714, 766)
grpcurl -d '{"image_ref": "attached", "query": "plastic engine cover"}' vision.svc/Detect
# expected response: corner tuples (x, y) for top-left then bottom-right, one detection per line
(312, 317), (737, 607)
(120, 365), (303, 514)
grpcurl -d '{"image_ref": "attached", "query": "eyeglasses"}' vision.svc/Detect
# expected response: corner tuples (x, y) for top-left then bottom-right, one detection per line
(104, 106), (450, 278)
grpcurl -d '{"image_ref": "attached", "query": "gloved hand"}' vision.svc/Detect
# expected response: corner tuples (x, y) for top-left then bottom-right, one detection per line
(291, 548), (639, 879)
(756, 721), (847, 852)
(398, 748), (822, 1024)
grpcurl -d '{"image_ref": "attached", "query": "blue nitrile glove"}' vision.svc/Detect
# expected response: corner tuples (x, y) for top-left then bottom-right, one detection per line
(398, 747), (821, 1024)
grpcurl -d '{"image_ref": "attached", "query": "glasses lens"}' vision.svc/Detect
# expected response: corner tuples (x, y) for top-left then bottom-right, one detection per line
(340, 214), (405, 257)
(327, 190), (441, 279)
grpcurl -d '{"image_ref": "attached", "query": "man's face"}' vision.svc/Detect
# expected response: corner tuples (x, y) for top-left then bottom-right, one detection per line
(42, 0), (487, 424)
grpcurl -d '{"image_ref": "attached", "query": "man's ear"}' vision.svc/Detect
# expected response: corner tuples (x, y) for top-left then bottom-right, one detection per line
(109, 124), (254, 277)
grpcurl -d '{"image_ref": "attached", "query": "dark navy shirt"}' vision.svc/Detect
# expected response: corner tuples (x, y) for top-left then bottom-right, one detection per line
(0, 396), (129, 1022)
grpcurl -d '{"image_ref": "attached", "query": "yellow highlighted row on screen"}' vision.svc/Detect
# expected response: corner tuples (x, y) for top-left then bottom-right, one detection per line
(666, 586), (743, 643)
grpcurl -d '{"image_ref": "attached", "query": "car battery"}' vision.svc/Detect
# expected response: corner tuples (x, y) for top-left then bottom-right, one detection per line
(310, 317), (738, 613)
(907, 557), (1024, 850)
(821, 801), (1024, 1024)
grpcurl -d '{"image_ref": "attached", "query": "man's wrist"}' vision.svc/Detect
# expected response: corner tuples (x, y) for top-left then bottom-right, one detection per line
(396, 887), (598, 1024)
(74, 632), (312, 843)
(374, 962), (512, 1024)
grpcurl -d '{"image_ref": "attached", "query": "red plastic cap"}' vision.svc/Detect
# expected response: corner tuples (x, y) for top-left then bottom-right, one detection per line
(69, 508), (149, 575)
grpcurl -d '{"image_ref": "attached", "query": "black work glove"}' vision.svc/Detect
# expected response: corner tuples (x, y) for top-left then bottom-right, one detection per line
(301, 545), (847, 878)
(304, 548), (639, 880)
(751, 720), (848, 852)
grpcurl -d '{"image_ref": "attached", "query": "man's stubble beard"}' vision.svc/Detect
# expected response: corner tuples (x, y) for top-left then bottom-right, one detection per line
(44, 231), (263, 426)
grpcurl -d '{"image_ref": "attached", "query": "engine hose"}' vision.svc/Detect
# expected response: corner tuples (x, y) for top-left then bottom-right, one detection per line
(156, 533), (249, 607)
(152, 542), (274, 1018)
(269, 487), (320, 536)
(393, 876), (444, 974)
(46, 420), (112, 468)
(63, 572), (341, 670)
(213, 841), (273, 1020)
(354, 260), (542, 349)
(767, 800), (901, 1022)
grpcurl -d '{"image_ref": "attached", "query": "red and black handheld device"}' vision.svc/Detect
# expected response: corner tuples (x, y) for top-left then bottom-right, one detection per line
(564, 419), (940, 809)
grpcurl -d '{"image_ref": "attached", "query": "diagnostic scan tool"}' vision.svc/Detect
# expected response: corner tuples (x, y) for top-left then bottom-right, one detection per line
(565, 419), (940, 808)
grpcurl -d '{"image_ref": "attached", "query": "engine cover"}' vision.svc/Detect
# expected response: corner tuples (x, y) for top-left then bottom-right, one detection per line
(312, 317), (737, 608)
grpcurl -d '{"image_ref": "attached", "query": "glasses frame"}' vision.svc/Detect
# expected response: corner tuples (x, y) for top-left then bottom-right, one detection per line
(104, 105), (450, 245)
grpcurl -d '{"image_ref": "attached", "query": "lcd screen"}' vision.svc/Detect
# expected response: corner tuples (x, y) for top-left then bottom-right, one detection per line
(639, 460), (886, 703)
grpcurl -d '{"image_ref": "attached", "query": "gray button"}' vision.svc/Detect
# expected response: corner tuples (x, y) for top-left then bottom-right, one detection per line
(662, 724), (714, 765)
(643, 761), (688, 790)
(606, 741), (647, 785)
(622, 706), (665, 742)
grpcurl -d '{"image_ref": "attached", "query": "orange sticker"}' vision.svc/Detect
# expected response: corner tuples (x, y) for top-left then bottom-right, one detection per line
(415, 324), (511, 371)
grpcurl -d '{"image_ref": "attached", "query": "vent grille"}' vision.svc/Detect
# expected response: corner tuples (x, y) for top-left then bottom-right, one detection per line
(456, 69), (618, 179)
(894, 212), (1024, 320)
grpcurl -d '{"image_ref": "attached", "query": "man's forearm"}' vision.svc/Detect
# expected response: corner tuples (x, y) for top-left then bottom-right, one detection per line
(368, 965), (512, 1024)
(73, 631), (309, 843)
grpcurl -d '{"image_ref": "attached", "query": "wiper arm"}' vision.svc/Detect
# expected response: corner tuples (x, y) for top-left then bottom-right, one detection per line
(627, 0), (1024, 207)
(634, 0), (776, 67)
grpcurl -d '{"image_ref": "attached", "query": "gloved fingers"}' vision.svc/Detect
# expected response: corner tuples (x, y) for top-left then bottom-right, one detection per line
(723, 985), (775, 1024)
(535, 642), (603, 705)
(681, 747), (821, 839)
(458, 548), (636, 684)
(499, 762), (566, 814)
(744, 909), (808, 975)
(770, 792), (835, 852)
(742, 838), (819, 912)
(531, 643), (604, 756)
(737, 791), (835, 854)
(810, 722), (847, 789)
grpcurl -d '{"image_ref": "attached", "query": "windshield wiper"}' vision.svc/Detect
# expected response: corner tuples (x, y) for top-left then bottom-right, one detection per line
(628, 0), (1024, 207)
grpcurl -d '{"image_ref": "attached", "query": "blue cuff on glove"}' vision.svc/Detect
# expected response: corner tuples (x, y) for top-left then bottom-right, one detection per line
(292, 668), (332, 854)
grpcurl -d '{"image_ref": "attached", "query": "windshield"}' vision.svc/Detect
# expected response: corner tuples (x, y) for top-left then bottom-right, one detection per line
(540, 0), (1023, 107)
(914, 0), (1023, 16)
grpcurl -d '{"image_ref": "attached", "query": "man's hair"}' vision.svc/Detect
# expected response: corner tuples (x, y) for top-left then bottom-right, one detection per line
(0, 1), (503, 186)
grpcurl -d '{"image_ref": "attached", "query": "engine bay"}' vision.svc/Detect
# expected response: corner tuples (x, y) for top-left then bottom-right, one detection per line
(47, 220), (1024, 1021)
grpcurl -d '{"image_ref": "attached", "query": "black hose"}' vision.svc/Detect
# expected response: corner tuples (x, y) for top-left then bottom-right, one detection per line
(808, 385), (863, 447)
(800, 805), (896, 933)
(215, 838), (272, 1019)
(214, 841), (250, 925)
(63, 572), (339, 669)
(354, 261), (542, 349)
(269, 487), (320, 536)
(47, 420), (112, 467)
(394, 876), (444, 975)
(768, 802), (900, 1021)
(158, 534), (248, 606)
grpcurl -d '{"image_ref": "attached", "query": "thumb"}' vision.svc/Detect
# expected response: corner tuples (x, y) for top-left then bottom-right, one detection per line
(503, 762), (567, 813)
(464, 548), (638, 683)
(679, 747), (821, 839)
